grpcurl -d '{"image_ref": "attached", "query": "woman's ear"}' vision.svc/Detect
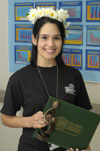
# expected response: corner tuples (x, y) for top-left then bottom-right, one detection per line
(32, 34), (37, 46)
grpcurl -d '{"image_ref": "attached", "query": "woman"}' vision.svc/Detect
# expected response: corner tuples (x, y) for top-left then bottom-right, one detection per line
(1, 7), (92, 151)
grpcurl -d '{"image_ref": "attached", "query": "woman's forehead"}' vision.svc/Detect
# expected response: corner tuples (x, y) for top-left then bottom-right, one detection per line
(39, 23), (61, 35)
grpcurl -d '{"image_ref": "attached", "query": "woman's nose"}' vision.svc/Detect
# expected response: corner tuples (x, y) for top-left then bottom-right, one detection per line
(48, 38), (54, 46)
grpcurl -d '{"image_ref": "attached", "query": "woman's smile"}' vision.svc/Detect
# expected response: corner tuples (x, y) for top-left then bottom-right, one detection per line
(44, 48), (56, 53)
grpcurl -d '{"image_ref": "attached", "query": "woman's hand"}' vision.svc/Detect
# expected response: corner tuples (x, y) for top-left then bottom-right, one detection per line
(66, 146), (90, 151)
(30, 111), (48, 129)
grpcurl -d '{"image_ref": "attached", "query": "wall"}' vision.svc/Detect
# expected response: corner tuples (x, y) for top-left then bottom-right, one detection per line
(0, 0), (12, 90)
(85, 82), (100, 104)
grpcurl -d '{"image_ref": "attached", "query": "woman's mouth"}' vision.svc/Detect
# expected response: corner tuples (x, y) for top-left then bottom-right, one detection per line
(45, 49), (55, 53)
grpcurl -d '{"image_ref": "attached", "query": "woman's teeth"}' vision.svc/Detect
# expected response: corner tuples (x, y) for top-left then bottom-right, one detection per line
(46, 49), (55, 53)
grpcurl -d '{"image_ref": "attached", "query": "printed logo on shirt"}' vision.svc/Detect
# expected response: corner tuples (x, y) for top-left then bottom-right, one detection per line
(64, 83), (76, 95)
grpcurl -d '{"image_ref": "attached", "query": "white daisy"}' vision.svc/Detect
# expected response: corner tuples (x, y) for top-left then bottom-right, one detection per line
(27, 7), (70, 28)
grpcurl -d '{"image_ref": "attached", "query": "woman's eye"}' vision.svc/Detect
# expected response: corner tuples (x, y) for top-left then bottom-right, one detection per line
(41, 36), (47, 40)
(54, 37), (61, 40)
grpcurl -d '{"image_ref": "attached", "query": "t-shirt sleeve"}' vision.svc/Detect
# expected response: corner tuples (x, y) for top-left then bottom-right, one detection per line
(75, 71), (92, 110)
(0, 75), (23, 116)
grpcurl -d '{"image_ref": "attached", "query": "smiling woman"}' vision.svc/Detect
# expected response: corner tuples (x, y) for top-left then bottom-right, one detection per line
(0, 7), (92, 151)
(30, 15), (66, 68)
(32, 22), (63, 67)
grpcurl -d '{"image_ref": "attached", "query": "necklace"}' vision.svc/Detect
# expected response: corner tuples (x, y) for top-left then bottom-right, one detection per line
(37, 65), (58, 98)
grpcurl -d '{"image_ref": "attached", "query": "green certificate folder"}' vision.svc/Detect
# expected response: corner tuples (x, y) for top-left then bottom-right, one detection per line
(33, 96), (100, 150)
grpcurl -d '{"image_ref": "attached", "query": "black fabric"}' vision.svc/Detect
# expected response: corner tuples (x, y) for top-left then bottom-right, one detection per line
(52, 147), (65, 151)
(1, 64), (92, 151)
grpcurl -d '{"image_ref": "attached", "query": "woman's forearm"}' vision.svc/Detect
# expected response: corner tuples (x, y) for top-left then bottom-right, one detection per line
(1, 113), (33, 128)
(1, 111), (47, 129)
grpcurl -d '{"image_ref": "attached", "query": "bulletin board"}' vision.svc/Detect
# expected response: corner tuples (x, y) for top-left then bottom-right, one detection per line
(8, 0), (100, 82)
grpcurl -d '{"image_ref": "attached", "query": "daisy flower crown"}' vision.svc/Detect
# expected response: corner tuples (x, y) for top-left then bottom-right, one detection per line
(27, 7), (70, 28)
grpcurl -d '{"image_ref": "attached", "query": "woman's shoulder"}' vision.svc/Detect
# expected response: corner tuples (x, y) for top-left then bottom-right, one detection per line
(61, 64), (81, 75)
(9, 64), (36, 81)
(60, 65), (83, 82)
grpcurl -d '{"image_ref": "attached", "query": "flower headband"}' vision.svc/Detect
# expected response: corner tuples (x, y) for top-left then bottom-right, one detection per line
(27, 7), (70, 28)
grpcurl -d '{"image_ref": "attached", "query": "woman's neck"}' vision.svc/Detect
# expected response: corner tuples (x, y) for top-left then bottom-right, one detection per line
(36, 59), (57, 67)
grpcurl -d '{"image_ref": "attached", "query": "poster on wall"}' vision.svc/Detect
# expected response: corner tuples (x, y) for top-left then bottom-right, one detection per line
(15, 45), (32, 64)
(35, 2), (57, 9)
(64, 25), (83, 45)
(86, 0), (100, 22)
(59, 1), (82, 22)
(86, 49), (100, 71)
(8, 0), (100, 82)
(15, 24), (33, 43)
(86, 25), (100, 46)
(62, 48), (82, 69)
(15, 3), (34, 21)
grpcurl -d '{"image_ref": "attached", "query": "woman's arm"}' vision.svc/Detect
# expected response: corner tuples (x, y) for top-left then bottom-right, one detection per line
(1, 111), (47, 129)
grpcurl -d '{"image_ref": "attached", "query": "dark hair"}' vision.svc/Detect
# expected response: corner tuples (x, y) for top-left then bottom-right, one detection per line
(30, 17), (65, 67)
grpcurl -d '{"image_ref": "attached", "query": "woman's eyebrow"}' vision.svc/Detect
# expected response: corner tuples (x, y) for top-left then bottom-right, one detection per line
(39, 34), (47, 36)
(39, 34), (61, 36)
(54, 34), (61, 37)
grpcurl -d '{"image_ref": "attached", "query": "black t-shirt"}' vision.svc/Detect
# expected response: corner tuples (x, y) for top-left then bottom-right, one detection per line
(1, 64), (92, 151)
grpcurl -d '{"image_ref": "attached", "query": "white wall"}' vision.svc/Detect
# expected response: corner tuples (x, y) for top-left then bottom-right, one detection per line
(85, 82), (100, 104)
(0, 103), (22, 151)
(0, 0), (12, 90)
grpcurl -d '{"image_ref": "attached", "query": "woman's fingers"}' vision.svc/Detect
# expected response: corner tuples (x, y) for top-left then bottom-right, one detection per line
(66, 148), (74, 151)
(31, 111), (47, 128)
(66, 148), (89, 151)
(69, 148), (74, 151)
(66, 148), (79, 151)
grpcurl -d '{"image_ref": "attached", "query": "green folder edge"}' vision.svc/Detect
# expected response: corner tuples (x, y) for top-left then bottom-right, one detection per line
(33, 96), (100, 150)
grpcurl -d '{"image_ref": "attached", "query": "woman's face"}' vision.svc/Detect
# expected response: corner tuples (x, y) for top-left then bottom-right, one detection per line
(32, 22), (63, 66)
